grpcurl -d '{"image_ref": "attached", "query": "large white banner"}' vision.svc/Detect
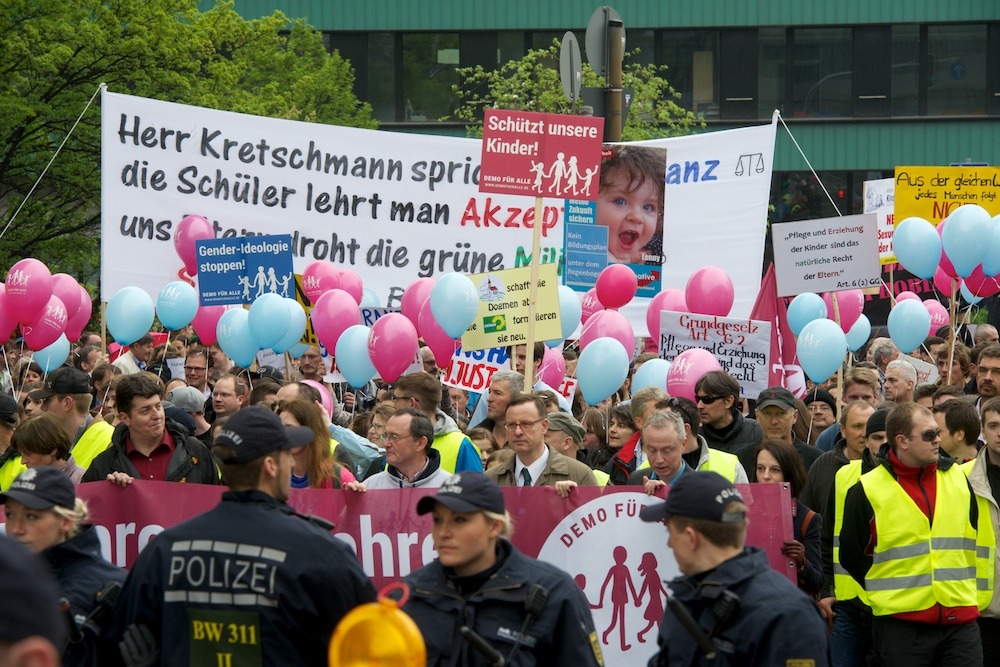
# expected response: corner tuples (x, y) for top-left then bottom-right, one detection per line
(101, 92), (775, 328)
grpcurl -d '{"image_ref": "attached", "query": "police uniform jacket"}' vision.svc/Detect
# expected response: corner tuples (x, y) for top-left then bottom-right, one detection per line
(81, 419), (220, 484)
(402, 539), (603, 667)
(113, 489), (376, 666)
(45, 525), (127, 667)
(649, 547), (830, 667)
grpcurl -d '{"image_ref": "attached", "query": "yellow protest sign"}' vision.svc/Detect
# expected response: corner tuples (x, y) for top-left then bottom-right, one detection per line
(460, 264), (561, 352)
(894, 166), (1000, 225)
(293, 273), (318, 346)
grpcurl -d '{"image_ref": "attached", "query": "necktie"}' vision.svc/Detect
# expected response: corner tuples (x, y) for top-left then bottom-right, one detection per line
(521, 468), (532, 487)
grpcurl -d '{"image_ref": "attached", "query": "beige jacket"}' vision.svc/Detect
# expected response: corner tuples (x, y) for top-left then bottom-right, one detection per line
(486, 445), (597, 487)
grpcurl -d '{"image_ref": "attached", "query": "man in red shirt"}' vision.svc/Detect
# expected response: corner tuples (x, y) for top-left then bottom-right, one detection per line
(81, 373), (220, 486)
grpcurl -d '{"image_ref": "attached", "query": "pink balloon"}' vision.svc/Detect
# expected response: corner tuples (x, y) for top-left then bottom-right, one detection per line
(580, 288), (602, 324)
(65, 285), (93, 342)
(579, 309), (635, 356)
(933, 266), (959, 296)
(300, 380), (334, 419)
(821, 290), (864, 333)
(596, 264), (638, 310)
(21, 295), (67, 351)
(368, 313), (418, 383)
(685, 266), (734, 317)
(923, 299), (950, 336)
(4, 257), (53, 322)
(310, 289), (360, 353)
(417, 300), (456, 369)
(302, 261), (341, 303)
(666, 348), (723, 402)
(895, 290), (920, 303)
(402, 278), (436, 333)
(192, 305), (226, 346)
(173, 215), (215, 276)
(50, 274), (81, 318)
(0, 285), (18, 341)
(962, 265), (1000, 298)
(338, 269), (364, 305)
(538, 346), (566, 389)
(646, 288), (688, 342)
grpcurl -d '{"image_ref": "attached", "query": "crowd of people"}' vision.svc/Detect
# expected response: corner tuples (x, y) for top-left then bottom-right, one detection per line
(2, 320), (1000, 666)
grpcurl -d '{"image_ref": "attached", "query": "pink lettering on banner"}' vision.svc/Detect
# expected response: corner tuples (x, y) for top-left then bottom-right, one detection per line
(17, 482), (794, 664)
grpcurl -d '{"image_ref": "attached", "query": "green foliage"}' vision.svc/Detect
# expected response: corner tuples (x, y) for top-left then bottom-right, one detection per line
(0, 0), (374, 288)
(448, 41), (703, 141)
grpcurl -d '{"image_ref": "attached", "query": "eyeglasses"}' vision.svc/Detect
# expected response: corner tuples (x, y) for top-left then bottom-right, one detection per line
(695, 395), (723, 405)
(184, 366), (207, 372)
(504, 419), (543, 432)
(379, 432), (413, 444)
(908, 428), (941, 443)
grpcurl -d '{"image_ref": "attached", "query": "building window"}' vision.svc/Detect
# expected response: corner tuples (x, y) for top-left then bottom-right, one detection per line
(926, 24), (988, 116)
(891, 25), (921, 116)
(368, 33), (397, 122)
(758, 28), (786, 119)
(402, 33), (460, 122)
(790, 28), (853, 118)
(661, 30), (720, 119)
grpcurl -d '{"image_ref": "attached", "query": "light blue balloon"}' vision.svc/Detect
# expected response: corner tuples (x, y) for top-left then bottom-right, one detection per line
(982, 216), (1000, 276)
(547, 286), (584, 348)
(287, 342), (310, 359)
(155, 281), (198, 331)
(960, 281), (983, 305)
(336, 324), (377, 388)
(248, 293), (290, 349)
(577, 337), (629, 405)
(887, 299), (931, 354)
(631, 358), (670, 393)
(430, 273), (479, 338)
(360, 288), (381, 307)
(942, 204), (993, 278)
(272, 299), (307, 354)
(796, 318), (847, 383)
(893, 217), (941, 280)
(787, 292), (828, 336)
(216, 308), (258, 368)
(845, 314), (872, 353)
(34, 334), (70, 372)
(107, 287), (154, 345)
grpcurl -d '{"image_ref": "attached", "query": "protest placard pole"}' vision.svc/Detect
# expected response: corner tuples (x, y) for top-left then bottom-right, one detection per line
(523, 196), (544, 391)
(945, 280), (958, 385)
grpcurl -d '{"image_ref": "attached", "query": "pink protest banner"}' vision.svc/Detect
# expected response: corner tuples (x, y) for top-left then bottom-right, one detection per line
(480, 110), (604, 199)
(18, 482), (794, 665)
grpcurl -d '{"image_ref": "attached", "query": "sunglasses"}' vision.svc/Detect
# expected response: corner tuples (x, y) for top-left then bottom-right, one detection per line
(909, 428), (941, 443)
(695, 395), (724, 405)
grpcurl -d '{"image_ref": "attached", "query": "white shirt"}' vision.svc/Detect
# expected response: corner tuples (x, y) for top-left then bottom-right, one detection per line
(515, 446), (550, 487)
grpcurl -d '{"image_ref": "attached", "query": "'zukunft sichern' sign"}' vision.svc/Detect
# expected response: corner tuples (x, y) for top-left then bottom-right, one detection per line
(479, 110), (604, 200)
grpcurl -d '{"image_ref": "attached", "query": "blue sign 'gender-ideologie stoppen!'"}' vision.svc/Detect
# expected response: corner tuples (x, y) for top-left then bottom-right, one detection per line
(196, 234), (295, 306)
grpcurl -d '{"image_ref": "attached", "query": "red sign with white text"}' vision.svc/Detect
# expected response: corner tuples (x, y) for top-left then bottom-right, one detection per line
(480, 110), (604, 200)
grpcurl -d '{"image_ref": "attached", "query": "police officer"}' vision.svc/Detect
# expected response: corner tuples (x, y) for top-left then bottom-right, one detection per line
(113, 406), (376, 666)
(401, 472), (604, 666)
(640, 470), (830, 666)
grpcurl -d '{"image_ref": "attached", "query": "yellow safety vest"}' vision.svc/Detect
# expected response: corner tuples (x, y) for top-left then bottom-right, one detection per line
(860, 464), (980, 616)
(73, 420), (114, 471)
(960, 458), (997, 611)
(0, 457), (27, 492)
(593, 468), (610, 487)
(432, 430), (479, 475)
(699, 449), (741, 482)
(833, 460), (866, 603)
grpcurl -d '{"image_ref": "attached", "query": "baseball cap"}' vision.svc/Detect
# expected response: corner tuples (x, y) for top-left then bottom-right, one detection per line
(756, 386), (796, 412)
(0, 467), (76, 510)
(416, 473), (505, 516)
(213, 406), (314, 464)
(0, 535), (67, 646)
(169, 386), (208, 413)
(640, 470), (746, 524)
(803, 388), (837, 416)
(0, 392), (18, 426)
(866, 408), (890, 437)
(28, 366), (92, 400)
(546, 412), (585, 444)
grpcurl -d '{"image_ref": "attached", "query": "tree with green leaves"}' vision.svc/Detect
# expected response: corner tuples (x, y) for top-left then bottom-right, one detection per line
(0, 0), (374, 287)
(448, 41), (703, 140)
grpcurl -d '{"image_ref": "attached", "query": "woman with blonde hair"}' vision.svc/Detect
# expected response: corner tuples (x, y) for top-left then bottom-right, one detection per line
(277, 398), (356, 489)
(1, 467), (126, 665)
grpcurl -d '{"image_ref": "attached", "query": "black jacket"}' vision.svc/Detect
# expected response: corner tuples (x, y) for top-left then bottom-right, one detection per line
(648, 548), (830, 667)
(113, 489), (376, 666)
(81, 420), (220, 484)
(735, 436), (823, 476)
(402, 539), (603, 667)
(45, 526), (127, 667)
(700, 412), (761, 454)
